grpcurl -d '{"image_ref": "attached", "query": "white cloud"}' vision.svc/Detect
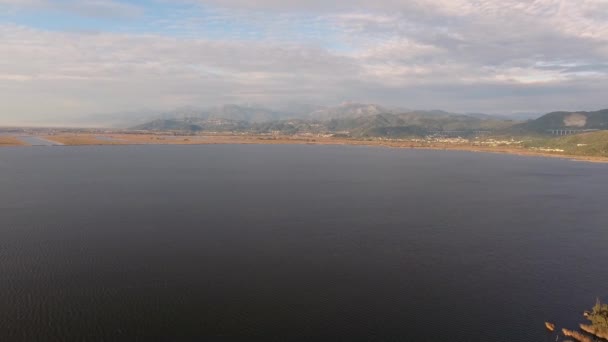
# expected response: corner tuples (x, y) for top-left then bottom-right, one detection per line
(0, 0), (143, 19)
(1, 0), (608, 124)
(0, 24), (363, 122)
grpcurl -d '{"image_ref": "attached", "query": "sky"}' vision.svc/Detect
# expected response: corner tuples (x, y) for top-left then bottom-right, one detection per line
(1, 0), (607, 125)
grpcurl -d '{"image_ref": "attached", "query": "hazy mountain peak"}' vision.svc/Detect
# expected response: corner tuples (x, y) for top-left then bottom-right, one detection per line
(309, 103), (393, 120)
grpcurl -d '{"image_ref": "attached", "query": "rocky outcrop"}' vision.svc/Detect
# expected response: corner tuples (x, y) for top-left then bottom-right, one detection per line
(580, 324), (608, 340)
(562, 328), (593, 342)
(558, 299), (608, 342)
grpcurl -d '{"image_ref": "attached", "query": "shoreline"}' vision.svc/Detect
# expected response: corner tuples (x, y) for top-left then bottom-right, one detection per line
(3, 133), (608, 164)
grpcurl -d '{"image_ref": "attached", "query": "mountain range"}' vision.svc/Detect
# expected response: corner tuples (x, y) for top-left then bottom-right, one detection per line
(131, 103), (608, 138)
(132, 103), (517, 137)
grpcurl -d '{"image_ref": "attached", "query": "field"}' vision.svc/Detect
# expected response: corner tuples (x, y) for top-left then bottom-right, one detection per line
(43, 135), (127, 145)
(45, 133), (342, 146)
(0, 136), (26, 146)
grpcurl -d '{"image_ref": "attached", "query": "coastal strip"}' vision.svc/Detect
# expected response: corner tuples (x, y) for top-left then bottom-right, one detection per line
(68, 133), (608, 163)
(42, 135), (126, 146)
(1, 133), (607, 164)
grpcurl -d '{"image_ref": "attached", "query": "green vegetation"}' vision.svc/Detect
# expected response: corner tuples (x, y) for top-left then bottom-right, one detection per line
(134, 111), (517, 137)
(587, 299), (608, 329)
(325, 112), (514, 137)
(522, 131), (608, 157)
(511, 109), (608, 133)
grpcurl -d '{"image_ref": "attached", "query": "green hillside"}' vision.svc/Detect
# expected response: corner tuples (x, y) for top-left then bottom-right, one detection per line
(523, 130), (608, 156)
(325, 112), (514, 137)
(133, 111), (516, 138)
(512, 109), (608, 133)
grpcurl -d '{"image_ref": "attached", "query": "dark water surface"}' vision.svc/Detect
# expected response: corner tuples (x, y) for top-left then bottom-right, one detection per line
(1, 145), (607, 341)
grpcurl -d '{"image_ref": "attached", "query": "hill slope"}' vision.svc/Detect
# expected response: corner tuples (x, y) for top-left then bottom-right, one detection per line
(512, 109), (608, 133)
(133, 110), (517, 137)
(524, 130), (608, 156)
(177, 104), (284, 123)
(324, 112), (515, 137)
(308, 103), (394, 120)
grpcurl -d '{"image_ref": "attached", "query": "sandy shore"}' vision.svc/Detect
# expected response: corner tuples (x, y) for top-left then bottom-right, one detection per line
(1, 133), (606, 164)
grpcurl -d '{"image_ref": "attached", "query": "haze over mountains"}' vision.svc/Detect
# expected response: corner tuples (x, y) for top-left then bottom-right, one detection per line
(131, 103), (608, 138)
(131, 103), (513, 134)
(134, 103), (543, 126)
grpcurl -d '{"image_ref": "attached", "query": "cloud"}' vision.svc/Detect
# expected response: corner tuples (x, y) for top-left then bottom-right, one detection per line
(0, 0), (143, 19)
(0, 24), (362, 122)
(1, 1), (608, 124)
(188, 0), (475, 14)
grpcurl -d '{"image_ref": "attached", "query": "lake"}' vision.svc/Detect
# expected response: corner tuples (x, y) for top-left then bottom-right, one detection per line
(0, 145), (607, 341)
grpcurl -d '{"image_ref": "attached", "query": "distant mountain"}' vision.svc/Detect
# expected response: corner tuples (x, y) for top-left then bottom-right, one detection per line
(63, 105), (283, 128)
(181, 104), (285, 123)
(272, 103), (324, 117)
(133, 104), (287, 131)
(466, 112), (541, 121)
(132, 107), (518, 138)
(501, 112), (543, 120)
(133, 103), (407, 131)
(308, 103), (395, 120)
(512, 109), (608, 133)
(69, 103), (543, 129)
(67, 110), (166, 128)
(326, 112), (515, 137)
(133, 117), (252, 132)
